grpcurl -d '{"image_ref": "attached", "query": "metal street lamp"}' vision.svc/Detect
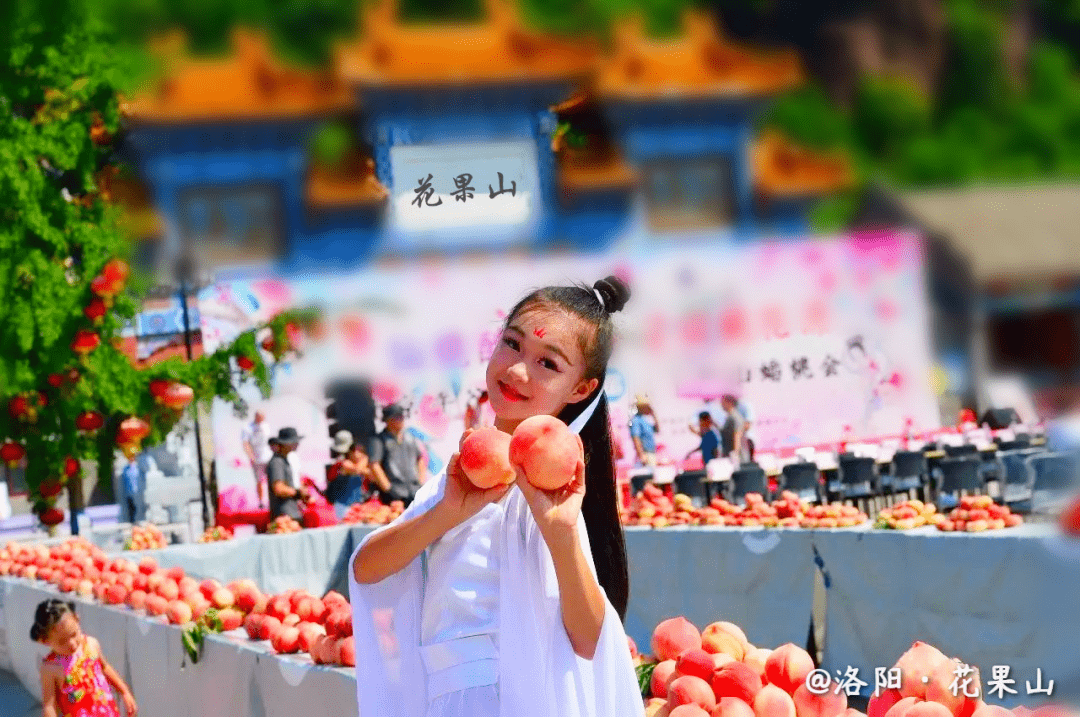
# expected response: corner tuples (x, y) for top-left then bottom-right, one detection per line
(174, 252), (211, 530)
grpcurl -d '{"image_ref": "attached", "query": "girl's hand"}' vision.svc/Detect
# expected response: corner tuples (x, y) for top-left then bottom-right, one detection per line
(515, 434), (586, 545)
(438, 428), (511, 524)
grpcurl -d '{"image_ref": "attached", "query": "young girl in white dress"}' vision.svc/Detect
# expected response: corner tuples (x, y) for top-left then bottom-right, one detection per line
(349, 276), (645, 717)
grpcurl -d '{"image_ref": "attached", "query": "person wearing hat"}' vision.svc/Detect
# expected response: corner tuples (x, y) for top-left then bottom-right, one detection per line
(266, 427), (311, 521)
(367, 403), (426, 507)
(629, 393), (659, 467)
(326, 430), (388, 518)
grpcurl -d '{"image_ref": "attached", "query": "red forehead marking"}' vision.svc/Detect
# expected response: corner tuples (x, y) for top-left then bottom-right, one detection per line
(533, 328), (545, 338)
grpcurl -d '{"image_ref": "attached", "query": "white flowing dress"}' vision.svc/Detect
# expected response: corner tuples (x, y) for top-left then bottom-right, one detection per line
(420, 500), (503, 717)
(347, 390), (645, 717)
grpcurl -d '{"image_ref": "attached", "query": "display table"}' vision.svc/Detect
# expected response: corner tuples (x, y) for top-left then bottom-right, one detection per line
(0, 579), (358, 717)
(814, 523), (1080, 705)
(117, 524), (375, 597)
(5, 521), (1077, 712)
(623, 525), (816, 653)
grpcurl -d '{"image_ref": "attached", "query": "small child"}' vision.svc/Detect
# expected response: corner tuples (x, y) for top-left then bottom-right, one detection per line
(32, 599), (138, 717)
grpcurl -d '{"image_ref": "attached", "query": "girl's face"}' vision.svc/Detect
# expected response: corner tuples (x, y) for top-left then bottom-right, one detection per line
(350, 448), (368, 470)
(486, 307), (598, 428)
(43, 613), (81, 656)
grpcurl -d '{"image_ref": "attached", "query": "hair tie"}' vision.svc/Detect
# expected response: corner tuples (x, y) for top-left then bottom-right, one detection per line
(593, 288), (606, 312)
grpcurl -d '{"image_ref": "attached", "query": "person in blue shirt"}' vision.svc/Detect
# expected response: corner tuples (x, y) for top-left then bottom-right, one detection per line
(121, 455), (145, 524)
(687, 411), (721, 464)
(629, 394), (659, 467)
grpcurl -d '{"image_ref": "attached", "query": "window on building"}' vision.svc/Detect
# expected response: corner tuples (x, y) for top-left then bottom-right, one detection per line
(178, 184), (285, 268)
(642, 156), (736, 232)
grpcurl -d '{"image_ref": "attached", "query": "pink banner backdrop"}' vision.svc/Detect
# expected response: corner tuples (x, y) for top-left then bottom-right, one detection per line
(199, 231), (940, 502)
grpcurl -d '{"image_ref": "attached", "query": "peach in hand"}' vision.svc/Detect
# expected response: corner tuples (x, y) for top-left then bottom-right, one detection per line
(459, 427), (517, 489)
(509, 415), (580, 490)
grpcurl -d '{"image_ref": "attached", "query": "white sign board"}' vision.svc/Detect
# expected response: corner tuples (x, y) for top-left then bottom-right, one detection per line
(389, 141), (539, 243)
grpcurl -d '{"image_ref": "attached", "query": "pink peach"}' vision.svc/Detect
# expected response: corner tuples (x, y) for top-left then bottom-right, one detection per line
(652, 660), (679, 698)
(670, 675), (718, 711)
(714, 698), (758, 717)
(895, 642), (949, 699)
(460, 428), (516, 488)
(793, 681), (848, 717)
(868, 689), (903, 717)
(906, 704), (956, 717)
(509, 415), (579, 490)
(764, 644), (815, 695)
(755, 685), (798, 717)
(883, 697), (921, 717)
(653, 617), (703, 662)
(678, 648), (718, 682)
(713, 662), (764, 704)
(672, 706), (713, 717)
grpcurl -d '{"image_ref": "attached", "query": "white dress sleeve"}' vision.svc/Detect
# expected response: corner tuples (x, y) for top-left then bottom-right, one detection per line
(347, 471), (645, 717)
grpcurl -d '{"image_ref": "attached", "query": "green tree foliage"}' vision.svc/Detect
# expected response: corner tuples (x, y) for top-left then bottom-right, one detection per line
(0, 0), (320, 529)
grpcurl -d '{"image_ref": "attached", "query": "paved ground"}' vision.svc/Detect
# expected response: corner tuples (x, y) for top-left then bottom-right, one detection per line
(0, 668), (38, 717)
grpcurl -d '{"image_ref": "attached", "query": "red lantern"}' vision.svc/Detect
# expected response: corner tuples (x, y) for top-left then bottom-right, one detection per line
(90, 259), (129, 299)
(148, 379), (170, 399)
(75, 410), (105, 433)
(0, 442), (26, 466)
(71, 330), (100, 356)
(160, 383), (194, 411)
(84, 297), (107, 323)
(63, 457), (80, 478)
(116, 416), (150, 449)
(40, 481), (64, 499)
(237, 356), (255, 371)
(40, 507), (65, 527)
(8, 395), (28, 420)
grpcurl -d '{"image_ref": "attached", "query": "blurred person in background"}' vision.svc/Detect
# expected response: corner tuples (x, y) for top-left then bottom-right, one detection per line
(120, 451), (147, 524)
(734, 394), (756, 460)
(720, 394), (750, 465)
(267, 427), (310, 521)
(327, 430), (387, 517)
(630, 393), (659, 467)
(241, 410), (271, 507)
(368, 403), (427, 507)
(686, 411), (722, 465)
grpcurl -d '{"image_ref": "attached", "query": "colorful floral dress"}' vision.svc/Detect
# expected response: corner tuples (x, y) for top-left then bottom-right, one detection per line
(43, 637), (121, 717)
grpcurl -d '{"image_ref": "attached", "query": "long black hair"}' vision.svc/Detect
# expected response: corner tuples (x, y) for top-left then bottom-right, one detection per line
(503, 275), (631, 621)
(30, 598), (76, 642)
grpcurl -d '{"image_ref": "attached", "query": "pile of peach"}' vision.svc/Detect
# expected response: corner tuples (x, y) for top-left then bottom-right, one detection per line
(124, 524), (167, 550)
(637, 617), (1068, 717)
(240, 587), (355, 666)
(622, 489), (868, 529)
(639, 616), (840, 717)
(266, 516), (302, 534)
(198, 526), (234, 543)
(0, 538), (357, 667)
(875, 501), (943, 530)
(935, 496), (1023, 532)
(340, 499), (404, 526)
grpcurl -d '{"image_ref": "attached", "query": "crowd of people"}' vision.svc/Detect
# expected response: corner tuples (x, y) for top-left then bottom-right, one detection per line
(239, 401), (434, 523)
(628, 392), (757, 471)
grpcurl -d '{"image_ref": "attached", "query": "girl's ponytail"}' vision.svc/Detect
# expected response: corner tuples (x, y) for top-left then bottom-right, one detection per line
(560, 391), (630, 620)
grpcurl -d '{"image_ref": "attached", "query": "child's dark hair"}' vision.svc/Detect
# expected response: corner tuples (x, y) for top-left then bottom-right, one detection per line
(30, 599), (76, 642)
(503, 275), (631, 620)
